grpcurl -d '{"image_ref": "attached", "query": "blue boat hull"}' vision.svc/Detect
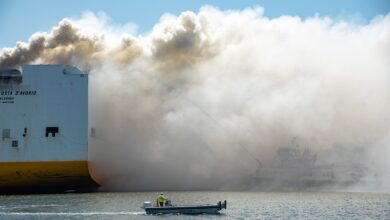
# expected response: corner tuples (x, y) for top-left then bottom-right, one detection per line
(145, 200), (227, 215)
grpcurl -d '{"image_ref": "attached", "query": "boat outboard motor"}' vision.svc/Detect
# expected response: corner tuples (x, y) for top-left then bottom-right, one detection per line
(143, 201), (152, 209)
(165, 199), (172, 206)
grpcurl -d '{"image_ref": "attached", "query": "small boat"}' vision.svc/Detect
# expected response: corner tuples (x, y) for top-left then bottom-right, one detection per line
(143, 200), (227, 215)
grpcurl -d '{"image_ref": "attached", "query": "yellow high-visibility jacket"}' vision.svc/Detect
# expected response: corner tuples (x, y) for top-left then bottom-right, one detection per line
(158, 195), (167, 203)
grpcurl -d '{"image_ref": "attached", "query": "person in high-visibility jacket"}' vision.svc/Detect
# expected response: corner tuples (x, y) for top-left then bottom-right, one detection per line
(157, 193), (167, 207)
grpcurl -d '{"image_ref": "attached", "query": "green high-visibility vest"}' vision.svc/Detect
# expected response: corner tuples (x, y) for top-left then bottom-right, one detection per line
(158, 195), (166, 203)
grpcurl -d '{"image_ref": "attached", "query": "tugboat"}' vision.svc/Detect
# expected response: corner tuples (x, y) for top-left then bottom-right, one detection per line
(143, 200), (227, 215)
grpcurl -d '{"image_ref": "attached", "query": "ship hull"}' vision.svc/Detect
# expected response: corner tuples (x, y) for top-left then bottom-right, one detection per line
(0, 65), (100, 193)
(0, 161), (98, 193)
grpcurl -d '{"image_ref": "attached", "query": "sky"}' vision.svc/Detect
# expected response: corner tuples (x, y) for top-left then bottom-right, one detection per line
(0, 0), (389, 49)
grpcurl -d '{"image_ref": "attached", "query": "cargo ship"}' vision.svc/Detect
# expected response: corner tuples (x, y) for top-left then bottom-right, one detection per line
(0, 65), (99, 193)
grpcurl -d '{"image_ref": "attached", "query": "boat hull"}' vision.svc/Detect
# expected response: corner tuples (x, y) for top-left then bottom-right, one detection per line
(145, 201), (227, 215)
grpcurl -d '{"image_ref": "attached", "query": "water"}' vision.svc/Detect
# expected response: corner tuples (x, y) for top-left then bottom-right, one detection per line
(0, 191), (389, 219)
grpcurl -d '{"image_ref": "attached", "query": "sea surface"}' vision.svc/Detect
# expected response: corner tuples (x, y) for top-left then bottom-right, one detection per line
(0, 191), (389, 219)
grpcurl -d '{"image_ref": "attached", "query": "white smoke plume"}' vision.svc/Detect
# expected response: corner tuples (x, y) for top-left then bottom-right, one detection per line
(1, 6), (390, 191)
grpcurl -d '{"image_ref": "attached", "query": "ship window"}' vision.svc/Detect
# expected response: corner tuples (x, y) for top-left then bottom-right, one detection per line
(2, 129), (10, 140)
(45, 127), (59, 137)
(12, 140), (18, 147)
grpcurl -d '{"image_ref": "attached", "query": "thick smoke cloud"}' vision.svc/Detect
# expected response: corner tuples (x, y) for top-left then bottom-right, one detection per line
(1, 6), (390, 191)
(0, 19), (103, 70)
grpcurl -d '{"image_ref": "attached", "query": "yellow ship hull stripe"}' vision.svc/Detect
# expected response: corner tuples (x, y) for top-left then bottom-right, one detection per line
(0, 161), (98, 188)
